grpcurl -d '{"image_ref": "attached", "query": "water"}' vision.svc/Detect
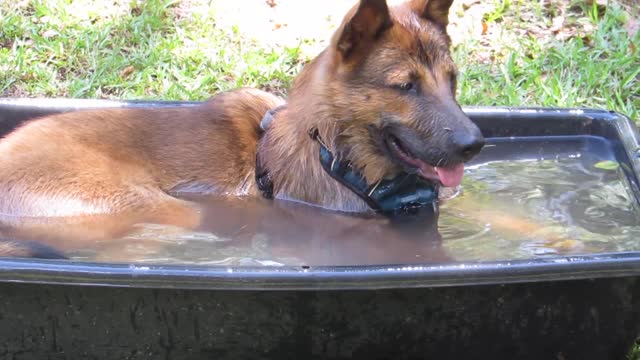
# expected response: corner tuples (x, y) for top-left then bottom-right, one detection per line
(69, 136), (640, 266)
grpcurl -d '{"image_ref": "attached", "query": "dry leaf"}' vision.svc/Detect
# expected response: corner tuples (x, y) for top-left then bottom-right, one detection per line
(481, 21), (488, 35)
(461, 0), (481, 10)
(266, 0), (276, 8)
(20, 72), (36, 81)
(550, 239), (584, 251)
(119, 66), (135, 79)
(550, 15), (564, 33)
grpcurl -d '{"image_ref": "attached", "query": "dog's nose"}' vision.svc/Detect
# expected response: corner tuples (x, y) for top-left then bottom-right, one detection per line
(452, 128), (485, 162)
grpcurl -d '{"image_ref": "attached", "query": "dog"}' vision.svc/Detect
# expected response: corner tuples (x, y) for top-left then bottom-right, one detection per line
(0, 0), (484, 259)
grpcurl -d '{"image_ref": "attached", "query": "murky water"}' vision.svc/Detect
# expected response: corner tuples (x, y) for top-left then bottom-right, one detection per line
(69, 135), (640, 266)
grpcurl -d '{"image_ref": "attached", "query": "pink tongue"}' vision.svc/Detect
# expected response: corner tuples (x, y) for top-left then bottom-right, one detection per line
(435, 163), (465, 187)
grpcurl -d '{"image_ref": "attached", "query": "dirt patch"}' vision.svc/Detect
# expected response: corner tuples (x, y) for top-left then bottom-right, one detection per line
(209, 0), (496, 57)
(207, 0), (631, 61)
(1, 86), (31, 98)
(209, 0), (355, 58)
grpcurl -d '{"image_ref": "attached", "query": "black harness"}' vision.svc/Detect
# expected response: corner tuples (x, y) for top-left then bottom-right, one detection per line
(255, 106), (439, 219)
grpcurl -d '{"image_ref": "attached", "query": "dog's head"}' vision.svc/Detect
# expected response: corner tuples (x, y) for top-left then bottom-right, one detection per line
(319, 0), (484, 188)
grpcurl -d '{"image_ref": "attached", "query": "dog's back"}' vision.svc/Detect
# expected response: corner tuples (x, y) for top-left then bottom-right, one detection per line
(0, 88), (282, 257)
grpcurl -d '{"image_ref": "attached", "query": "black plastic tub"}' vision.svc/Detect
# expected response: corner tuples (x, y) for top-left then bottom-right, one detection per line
(0, 99), (638, 360)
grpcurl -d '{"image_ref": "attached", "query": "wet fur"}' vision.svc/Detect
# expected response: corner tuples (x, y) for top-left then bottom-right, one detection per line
(259, 0), (480, 211)
(0, 0), (481, 259)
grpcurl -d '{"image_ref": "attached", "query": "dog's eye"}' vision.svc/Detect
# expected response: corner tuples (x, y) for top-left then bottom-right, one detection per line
(399, 83), (413, 91)
(396, 82), (417, 94)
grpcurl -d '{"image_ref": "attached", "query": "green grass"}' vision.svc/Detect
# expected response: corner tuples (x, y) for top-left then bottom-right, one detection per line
(0, 0), (302, 99)
(0, 0), (639, 357)
(0, 0), (637, 121)
(632, 339), (640, 360)
(454, 1), (639, 121)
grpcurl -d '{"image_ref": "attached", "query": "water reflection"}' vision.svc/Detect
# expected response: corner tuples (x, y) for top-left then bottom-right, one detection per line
(67, 136), (640, 266)
(85, 195), (449, 266)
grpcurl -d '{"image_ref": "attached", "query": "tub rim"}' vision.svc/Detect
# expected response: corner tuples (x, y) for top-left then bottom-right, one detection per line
(0, 100), (638, 290)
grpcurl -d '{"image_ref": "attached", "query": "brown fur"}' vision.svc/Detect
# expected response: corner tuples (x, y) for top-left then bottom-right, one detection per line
(0, 0), (484, 258)
(258, 0), (481, 212)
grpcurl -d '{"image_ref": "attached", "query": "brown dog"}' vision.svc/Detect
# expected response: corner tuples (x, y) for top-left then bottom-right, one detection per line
(0, 0), (484, 259)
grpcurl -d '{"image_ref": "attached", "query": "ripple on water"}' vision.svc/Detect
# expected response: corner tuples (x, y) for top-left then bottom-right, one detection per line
(441, 158), (640, 261)
(68, 156), (640, 265)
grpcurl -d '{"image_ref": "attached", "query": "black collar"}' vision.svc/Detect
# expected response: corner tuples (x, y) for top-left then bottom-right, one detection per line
(256, 107), (439, 218)
(255, 105), (286, 199)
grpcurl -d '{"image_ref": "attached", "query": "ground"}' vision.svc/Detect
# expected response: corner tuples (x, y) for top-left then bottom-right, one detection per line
(0, 0), (639, 357)
(0, 0), (638, 119)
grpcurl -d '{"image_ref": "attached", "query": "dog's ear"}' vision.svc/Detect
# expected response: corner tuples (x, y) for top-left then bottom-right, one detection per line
(335, 0), (392, 61)
(410, 0), (454, 31)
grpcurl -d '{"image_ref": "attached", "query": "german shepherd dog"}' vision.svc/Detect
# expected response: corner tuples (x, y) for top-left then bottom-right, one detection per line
(0, 0), (484, 259)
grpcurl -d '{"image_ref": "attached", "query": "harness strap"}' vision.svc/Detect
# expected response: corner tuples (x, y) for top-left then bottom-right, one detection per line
(255, 105), (286, 199)
(260, 104), (286, 132)
(308, 127), (438, 217)
(256, 106), (439, 218)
